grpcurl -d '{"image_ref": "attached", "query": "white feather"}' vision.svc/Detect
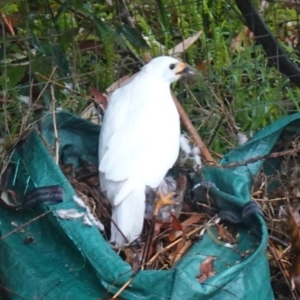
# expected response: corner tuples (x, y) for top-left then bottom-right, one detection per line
(99, 56), (183, 246)
(72, 195), (86, 208)
(180, 134), (192, 154)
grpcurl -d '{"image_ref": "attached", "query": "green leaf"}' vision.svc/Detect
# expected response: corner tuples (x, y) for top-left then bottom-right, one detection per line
(117, 25), (149, 49)
(30, 34), (70, 78)
(54, 0), (70, 23)
(0, 65), (26, 89)
(93, 18), (126, 49)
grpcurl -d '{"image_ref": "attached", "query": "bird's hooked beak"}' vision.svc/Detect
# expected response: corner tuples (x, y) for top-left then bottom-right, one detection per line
(175, 62), (198, 76)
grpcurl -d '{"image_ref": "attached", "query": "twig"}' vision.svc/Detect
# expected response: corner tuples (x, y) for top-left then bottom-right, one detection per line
(112, 275), (135, 299)
(143, 53), (217, 165)
(19, 67), (58, 134)
(0, 210), (51, 240)
(36, 73), (96, 103)
(222, 146), (300, 169)
(147, 225), (204, 265)
(141, 216), (156, 269)
(50, 85), (59, 165)
(119, 0), (135, 27)
(269, 234), (289, 248)
(117, 0), (145, 65)
(36, 67), (58, 103)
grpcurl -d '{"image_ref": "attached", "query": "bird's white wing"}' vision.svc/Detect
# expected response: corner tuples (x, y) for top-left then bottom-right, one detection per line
(99, 76), (180, 206)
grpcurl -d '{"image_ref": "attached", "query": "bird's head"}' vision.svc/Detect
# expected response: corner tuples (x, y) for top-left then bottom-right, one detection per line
(141, 56), (197, 84)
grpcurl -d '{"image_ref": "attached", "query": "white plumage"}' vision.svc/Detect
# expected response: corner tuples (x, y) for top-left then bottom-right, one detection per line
(99, 56), (193, 246)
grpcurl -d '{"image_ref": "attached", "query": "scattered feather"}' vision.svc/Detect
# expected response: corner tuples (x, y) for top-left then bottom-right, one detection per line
(56, 195), (104, 231)
(56, 209), (85, 219)
(237, 132), (249, 146)
(73, 195), (86, 208)
(179, 134), (202, 170)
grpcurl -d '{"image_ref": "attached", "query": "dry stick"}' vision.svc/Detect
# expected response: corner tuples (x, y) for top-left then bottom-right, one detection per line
(174, 239), (192, 263)
(268, 240), (298, 300)
(141, 218), (156, 269)
(19, 67), (58, 134)
(2, 14), (15, 35)
(36, 73), (96, 103)
(172, 92), (216, 165)
(36, 67), (58, 103)
(50, 85), (59, 165)
(147, 225), (205, 266)
(222, 146), (300, 169)
(0, 210), (51, 240)
(143, 53), (216, 165)
(112, 276), (135, 299)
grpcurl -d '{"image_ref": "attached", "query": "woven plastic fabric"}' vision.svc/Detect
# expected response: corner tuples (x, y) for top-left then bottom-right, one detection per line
(1, 110), (293, 299)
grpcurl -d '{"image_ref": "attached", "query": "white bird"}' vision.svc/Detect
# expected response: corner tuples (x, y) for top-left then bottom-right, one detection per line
(99, 56), (195, 247)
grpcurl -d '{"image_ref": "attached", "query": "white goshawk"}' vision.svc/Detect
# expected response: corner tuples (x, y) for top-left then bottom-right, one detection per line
(99, 56), (195, 246)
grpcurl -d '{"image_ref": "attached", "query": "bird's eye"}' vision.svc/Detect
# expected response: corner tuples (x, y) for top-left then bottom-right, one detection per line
(169, 64), (176, 70)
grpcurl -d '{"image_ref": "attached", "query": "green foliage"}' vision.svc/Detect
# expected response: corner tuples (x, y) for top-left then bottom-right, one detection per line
(0, 0), (299, 155)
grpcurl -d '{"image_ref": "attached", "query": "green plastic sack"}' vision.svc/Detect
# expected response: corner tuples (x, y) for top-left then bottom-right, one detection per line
(1, 110), (290, 300)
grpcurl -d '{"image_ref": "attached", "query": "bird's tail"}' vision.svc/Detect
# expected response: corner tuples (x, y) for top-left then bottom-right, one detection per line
(110, 187), (145, 247)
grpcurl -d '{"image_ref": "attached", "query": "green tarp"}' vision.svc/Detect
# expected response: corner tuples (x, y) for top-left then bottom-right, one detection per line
(1, 110), (291, 299)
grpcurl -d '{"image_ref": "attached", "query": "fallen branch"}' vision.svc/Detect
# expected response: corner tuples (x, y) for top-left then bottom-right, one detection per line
(143, 53), (217, 166)
(222, 146), (300, 169)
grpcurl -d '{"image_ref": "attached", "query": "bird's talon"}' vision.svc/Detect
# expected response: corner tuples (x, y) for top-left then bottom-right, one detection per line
(154, 190), (176, 216)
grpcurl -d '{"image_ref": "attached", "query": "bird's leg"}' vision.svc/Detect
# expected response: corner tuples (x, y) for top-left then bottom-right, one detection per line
(153, 189), (176, 216)
(142, 189), (176, 269)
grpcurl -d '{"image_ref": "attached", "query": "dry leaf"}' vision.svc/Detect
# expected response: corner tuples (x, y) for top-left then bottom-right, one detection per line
(106, 74), (135, 95)
(197, 256), (216, 283)
(171, 213), (183, 231)
(231, 27), (253, 53)
(168, 213), (205, 242)
(1, 190), (18, 206)
(195, 58), (211, 73)
(168, 214), (183, 242)
(89, 87), (108, 109)
(82, 71), (134, 124)
(181, 214), (206, 231)
(168, 31), (202, 57)
(124, 248), (134, 266)
(78, 40), (103, 54)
